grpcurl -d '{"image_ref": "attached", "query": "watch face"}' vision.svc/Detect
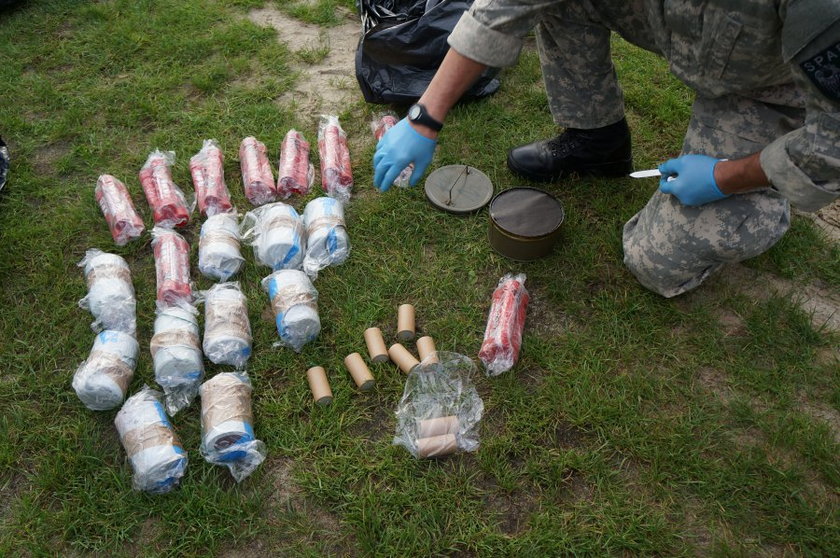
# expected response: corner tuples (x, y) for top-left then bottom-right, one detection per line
(408, 105), (421, 120)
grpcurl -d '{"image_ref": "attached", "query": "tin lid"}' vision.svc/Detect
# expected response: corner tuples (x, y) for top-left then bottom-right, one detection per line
(424, 165), (493, 214)
(489, 187), (564, 238)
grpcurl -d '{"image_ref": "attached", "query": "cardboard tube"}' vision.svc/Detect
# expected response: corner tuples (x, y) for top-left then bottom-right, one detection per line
(344, 352), (375, 391)
(306, 366), (332, 405)
(363, 327), (389, 363)
(417, 415), (459, 438)
(397, 304), (415, 341)
(416, 336), (438, 363)
(416, 433), (458, 458)
(388, 343), (419, 374)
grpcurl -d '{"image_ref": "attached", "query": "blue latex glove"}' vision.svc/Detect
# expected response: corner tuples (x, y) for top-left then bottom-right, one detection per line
(373, 118), (436, 191)
(658, 154), (729, 206)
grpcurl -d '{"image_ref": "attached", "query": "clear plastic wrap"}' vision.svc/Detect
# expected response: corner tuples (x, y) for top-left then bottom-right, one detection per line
(202, 282), (252, 369)
(114, 386), (188, 494)
(371, 114), (412, 188)
(151, 303), (204, 415)
(78, 249), (137, 335)
(138, 149), (191, 228)
(478, 273), (529, 376)
(240, 202), (305, 271)
(239, 136), (277, 207)
(302, 196), (350, 279)
(262, 269), (320, 352)
(151, 227), (193, 305)
(199, 372), (266, 482)
(393, 352), (484, 459)
(276, 129), (314, 198)
(198, 213), (244, 281)
(73, 330), (138, 411)
(317, 114), (353, 203)
(190, 139), (233, 217)
(95, 174), (146, 245)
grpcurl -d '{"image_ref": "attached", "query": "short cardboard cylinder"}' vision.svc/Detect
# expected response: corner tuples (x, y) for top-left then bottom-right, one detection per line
(388, 343), (419, 374)
(417, 415), (459, 438)
(416, 433), (458, 458)
(363, 327), (389, 363)
(397, 304), (415, 341)
(306, 366), (332, 405)
(343, 352), (375, 391)
(416, 336), (438, 363)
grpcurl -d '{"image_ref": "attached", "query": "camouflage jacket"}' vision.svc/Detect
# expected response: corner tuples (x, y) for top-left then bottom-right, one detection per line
(449, 0), (840, 211)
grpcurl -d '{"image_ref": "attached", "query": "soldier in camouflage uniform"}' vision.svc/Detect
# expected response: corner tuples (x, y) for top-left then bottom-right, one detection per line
(373, 1), (840, 297)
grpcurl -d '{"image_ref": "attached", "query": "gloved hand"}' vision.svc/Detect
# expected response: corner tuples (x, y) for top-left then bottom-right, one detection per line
(373, 118), (436, 191)
(658, 154), (729, 206)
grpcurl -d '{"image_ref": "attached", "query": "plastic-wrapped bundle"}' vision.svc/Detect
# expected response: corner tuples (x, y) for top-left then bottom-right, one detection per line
(478, 273), (529, 376)
(202, 282), (252, 368)
(78, 249), (136, 335)
(151, 227), (192, 305)
(239, 136), (276, 207)
(199, 372), (266, 482)
(393, 352), (484, 459)
(138, 150), (191, 228)
(114, 386), (188, 494)
(302, 196), (350, 279)
(190, 139), (233, 217)
(95, 174), (146, 245)
(317, 114), (353, 203)
(262, 269), (320, 352)
(72, 330), (138, 411)
(276, 129), (314, 198)
(198, 213), (244, 281)
(371, 114), (412, 188)
(151, 304), (204, 415)
(241, 202), (305, 271)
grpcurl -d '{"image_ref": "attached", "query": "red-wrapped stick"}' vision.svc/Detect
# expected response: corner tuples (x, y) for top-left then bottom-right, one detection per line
(138, 150), (190, 228)
(478, 273), (529, 376)
(190, 139), (233, 217)
(371, 114), (412, 188)
(318, 115), (353, 203)
(95, 174), (145, 245)
(277, 129), (313, 198)
(239, 136), (276, 207)
(151, 227), (192, 305)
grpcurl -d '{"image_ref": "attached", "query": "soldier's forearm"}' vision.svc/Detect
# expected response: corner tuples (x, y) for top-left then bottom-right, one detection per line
(714, 152), (769, 195)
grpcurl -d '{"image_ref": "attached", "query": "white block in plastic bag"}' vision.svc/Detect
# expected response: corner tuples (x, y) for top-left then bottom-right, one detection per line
(241, 202), (305, 271)
(302, 196), (350, 279)
(202, 282), (252, 368)
(198, 213), (244, 281)
(151, 304), (204, 415)
(73, 330), (139, 411)
(78, 249), (137, 335)
(262, 269), (320, 352)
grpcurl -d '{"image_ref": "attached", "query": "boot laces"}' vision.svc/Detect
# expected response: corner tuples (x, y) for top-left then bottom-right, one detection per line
(547, 131), (583, 158)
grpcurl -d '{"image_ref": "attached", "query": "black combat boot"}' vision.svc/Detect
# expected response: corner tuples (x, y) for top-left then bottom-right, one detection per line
(506, 118), (632, 182)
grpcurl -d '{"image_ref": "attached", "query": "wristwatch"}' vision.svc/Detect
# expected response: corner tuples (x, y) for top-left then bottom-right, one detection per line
(407, 103), (443, 132)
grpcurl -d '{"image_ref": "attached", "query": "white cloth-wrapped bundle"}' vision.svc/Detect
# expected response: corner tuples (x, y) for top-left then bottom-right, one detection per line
(262, 269), (320, 352)
(151, 304), (204, 415)
(78, 249), (136, 335)
(241, 202), (305, 271)
(73, 330), (138, 411)
(202, 282), (252, 368)
(302, 196), (350, 279)
(198, 213), (244, 281)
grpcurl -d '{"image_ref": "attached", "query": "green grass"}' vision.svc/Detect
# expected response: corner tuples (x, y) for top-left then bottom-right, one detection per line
(1, 1), (839, 556)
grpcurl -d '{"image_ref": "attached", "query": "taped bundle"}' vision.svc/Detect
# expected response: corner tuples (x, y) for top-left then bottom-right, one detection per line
(95, 174), (145, 245)
(151, 303), (204, 415)
(317, 114), (353, 203)
(302, 196), (350, 279)
(262, 269), (320, 352)
(239, 136), (277, 207)
(73, 330), (138, 411)
(151, 227), (193, 305)
(138, 149), (191, 228)
(190, 139), (233, 217)
(241, 202), (305, 271)
(114, 386), (188, 494)
(370, 114), (411, 188)
(478, 273), (529, 376)
(77, 249), (136, 335)
(199, 213), (244, 281)
(202, 282), (252, 368)
(199, 372), (266, 482)
(276, 129), (314, 198)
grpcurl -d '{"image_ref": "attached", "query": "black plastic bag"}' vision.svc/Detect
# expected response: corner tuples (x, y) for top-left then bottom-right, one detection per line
(355, 0), (500, 104)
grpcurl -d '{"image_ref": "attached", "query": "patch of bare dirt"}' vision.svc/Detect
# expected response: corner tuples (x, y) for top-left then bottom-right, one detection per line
(796, 200), (840, 243)
(796, 395), (840, 444)
(33, 141), (71, 175)
(695, 366), (734, 404)
(247, 7), (361, 117)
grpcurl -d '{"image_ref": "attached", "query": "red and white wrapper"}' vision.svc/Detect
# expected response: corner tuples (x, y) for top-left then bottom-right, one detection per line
(276, 129), (314, 199)
(239, 136), (276, 207)
(138, 150), (191, 228)
(95, 174), (145, 245)
(371, 115), (412, 188)
(478, 273), (529, 376)
(151, 227), (192, 305)
(190, 139), (233, 217)
(318, 115), (353, 204)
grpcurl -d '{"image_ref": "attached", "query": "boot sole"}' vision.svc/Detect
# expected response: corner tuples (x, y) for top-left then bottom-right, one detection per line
(506, 155), (633, 183)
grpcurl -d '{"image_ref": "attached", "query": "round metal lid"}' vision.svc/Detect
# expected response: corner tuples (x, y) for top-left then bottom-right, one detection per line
(489, 187), (564, 238)
(424, 165), (493, 214)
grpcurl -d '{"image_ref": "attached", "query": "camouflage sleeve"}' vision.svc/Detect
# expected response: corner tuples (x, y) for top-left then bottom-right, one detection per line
(760, 17), (840, 212)
(447, 0), (547, 67)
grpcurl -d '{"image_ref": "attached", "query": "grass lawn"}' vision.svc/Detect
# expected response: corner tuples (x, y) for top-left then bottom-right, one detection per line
(1, 0), (839, 556)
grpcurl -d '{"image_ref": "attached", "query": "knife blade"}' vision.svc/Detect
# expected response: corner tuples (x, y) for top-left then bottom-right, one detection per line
(629, 169), (661, 178)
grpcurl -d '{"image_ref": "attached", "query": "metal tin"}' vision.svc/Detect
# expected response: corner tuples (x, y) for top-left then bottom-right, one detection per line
(488, 187), (564, 261)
